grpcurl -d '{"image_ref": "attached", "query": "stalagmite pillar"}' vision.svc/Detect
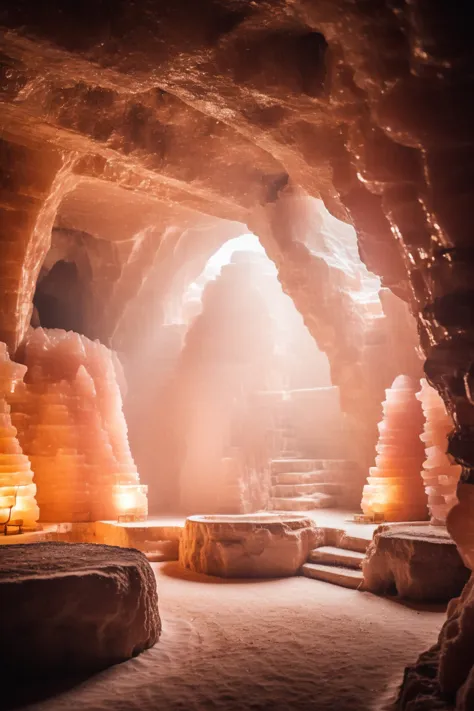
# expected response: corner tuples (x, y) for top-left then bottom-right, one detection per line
(10, 328), (147, 523)
(361, 375), (428, 521)
(416, 379), (462, 525)
(0, 342), (39, 530)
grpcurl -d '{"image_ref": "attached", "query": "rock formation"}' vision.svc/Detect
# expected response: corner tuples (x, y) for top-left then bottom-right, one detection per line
(10, 328), (147, 522)
(0, 342), (39, 530)
(0, 542), (160, 678)
(398, 573), (474, 710)
(363, 524), (469, 602)
(417, 378), (462, 526)
(361, 375), (428, 522)
(179, 513), (319, 578)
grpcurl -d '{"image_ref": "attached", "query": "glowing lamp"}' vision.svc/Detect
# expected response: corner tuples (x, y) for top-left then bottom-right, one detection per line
(113, 484), (148, 522)
(1, 344), (40, 533)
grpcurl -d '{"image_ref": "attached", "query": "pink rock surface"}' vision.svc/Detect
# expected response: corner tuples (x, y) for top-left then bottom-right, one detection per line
(398, 573), (474, 710)
(363, 524), (469, 602)
(179, 513), (319, 577)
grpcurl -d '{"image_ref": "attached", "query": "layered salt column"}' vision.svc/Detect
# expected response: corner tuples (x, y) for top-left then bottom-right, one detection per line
(0, 343), (39, 530)
(416, 379), (462, 525)
(10, 331), (92, 522)
(87, 340), (145, 519)
(361, 375), (428, 522)
(16, 379), (89, 523)
(11, 328), (147, 522)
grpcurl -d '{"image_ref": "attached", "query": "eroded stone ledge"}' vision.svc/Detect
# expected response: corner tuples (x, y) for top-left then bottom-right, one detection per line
(363, 524), (469, 602)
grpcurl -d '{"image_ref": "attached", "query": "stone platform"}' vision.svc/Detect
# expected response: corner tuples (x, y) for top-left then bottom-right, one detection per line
(0, 542), (160, 677)
(94, 519), (182, 560)
(363, 522), (470, 601)
(0, 517), (184, 560)
(179, 512), (319, 577)
(308, 508), (376, 551)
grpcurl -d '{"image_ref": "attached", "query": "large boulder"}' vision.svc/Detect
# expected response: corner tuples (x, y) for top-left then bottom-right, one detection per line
(363, 524), (469, 602)
(0, 542), (160, 676)
(179, 513), (320, 577)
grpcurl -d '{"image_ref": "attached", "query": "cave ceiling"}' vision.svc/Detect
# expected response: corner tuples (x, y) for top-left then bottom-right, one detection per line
(0, 0), (353, 221)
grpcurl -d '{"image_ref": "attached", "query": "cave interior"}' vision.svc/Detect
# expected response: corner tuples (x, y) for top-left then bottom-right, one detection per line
(1, 2), (474, 710)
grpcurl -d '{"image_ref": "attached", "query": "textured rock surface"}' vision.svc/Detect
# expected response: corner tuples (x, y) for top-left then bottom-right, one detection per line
(0, 541), (160, 676)
(179, 513), (319, 577)
(363, 525), (469, 602)
(397, 574), (474, 710)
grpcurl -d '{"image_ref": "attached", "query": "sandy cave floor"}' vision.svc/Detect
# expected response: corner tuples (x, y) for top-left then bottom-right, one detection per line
(21, 562), (445, 711)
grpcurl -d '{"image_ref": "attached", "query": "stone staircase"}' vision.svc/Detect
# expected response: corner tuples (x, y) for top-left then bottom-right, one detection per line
(301, 531), (369, 590)
(269, 457), (363, 511)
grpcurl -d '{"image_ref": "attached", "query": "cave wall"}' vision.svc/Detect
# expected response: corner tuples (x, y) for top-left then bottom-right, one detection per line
(250, 190), (422, 467)
(0, 134), (77, 352)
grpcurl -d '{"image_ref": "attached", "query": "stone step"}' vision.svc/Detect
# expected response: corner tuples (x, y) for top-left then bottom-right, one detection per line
(336, 534), (371, 554)
(308, 546), (365, 569)
(272, 470), (345, 485)
(271, 459), (358, 474)
(271, 482), (344, 497)
(301, 562), (364, 589)
(270, 494), (337, 511)
(271, 459), (319, 474)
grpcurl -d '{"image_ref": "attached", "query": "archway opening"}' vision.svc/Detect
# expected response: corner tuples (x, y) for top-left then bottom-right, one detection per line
(140, 222), (371, 516)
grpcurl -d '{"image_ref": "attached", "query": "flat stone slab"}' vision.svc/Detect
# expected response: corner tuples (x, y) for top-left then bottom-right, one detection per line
(363, 523), (470, 602)
(302, 562), (363, 589)
(272, 471), (345, 485)
(308, 546), (365, 569)
(94, 520), (182, 560)
(271, 459), (357, 474)
(0, 519), (184, 561)
(270, 494), (337, 510)
(0, 542), (160, 676)
(179, 513), (320, 578)
(272, 482), (343, 497)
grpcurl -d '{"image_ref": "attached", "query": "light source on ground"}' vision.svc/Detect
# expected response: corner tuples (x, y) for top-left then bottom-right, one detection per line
(114, 483), (148, 522)
(0, 343), (39, 533)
